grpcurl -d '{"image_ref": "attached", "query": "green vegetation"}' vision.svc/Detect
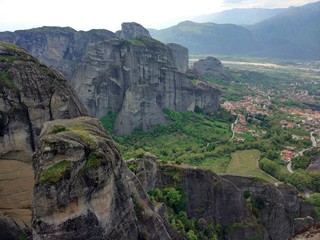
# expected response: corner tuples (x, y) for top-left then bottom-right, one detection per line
(226, 150), (278, 183)
(99, 57), (320, 216)
(68, 124), (97, 149)
(17, 234), (28, 240)
(0, 72), (18, 91)
(51, 122), (105, 175)
(292, 148), (320, 170)
(100, 111), (117, 135)
(40, 160), (71, 184)
(82, 151), (101, 171)
(0, 42), (25, 52)
(51, 124), (69, 134)
(102, 108), (235, 172)
(301, 193), (320, 220)
(149, 187), (219, 240)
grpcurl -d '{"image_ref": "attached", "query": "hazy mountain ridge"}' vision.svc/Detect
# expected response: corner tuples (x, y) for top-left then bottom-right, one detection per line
(192, 8), (285, 26)
(149, 21), (262, 55)
(249, 1), (320, 58)
(150, 1), (320, 59)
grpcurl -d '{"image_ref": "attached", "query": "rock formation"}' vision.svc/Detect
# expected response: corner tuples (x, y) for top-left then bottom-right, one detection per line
(223, 175), (316, 240)
(72, 33), (220, 135)
(32, 117), (173, 240)
(0, 24), (221, 136)
(167, 43), (189, 73)
(187, 56), (230, 81)
(116, 22), (152, 40)
(129, 158), (263, 239)
(0, 42), (87, 231)
(0, 27), (116, 79)
(129, 157), (317, 240)
(291, 223), (320, 240)
(0, 42), (87, 161)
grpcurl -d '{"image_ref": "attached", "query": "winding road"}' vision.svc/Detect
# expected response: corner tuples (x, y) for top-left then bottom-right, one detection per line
(286, 130), (318, 198)
(228, 115), (239, 142)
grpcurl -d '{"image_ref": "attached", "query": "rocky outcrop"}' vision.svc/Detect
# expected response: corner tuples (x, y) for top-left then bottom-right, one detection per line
(167, 43), (189, 73)
(32, 117), (173, 240)
(223, 175), (316, 240)
(129, 158), (263, 240)
(130, 157), (316, 240)
(0, 42), (87, 228)
(72, 35), (220, 135)
(291, 223), (320, 240)
(0, 42), (87, 161)
(116, 22), (151, 40)
(0, 27), (116, 79)
(0, 24), (220, 135)
(188, 56), (230, 81)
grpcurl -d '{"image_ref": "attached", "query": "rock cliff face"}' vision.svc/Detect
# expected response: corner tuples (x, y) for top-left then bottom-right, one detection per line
(130, 158), (263, 240)
(0, 24), (220, 135)
(72, 34), (220, 135)
(130, 157), (316, 240)
(0, 42), (87, 160)
(32, 117), (173, 240)
(116, 22), (152, 40)
(0, 42), (87, 230)
(223, 175), (316, 240)
(0, 27), (116, 79)
(167, 43), (189, 73)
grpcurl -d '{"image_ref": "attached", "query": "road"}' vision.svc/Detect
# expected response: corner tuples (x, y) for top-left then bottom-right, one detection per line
(287, 162), (293, 173)
(286, 132), (317, 198)
(228, 115), (239, 142)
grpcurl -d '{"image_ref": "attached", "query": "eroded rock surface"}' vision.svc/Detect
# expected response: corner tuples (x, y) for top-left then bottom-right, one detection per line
(223, 175), (316, 240)
(72, 35), (220, 135)
(130, 157), (316, 240)
(129, 158), (263, 240)
(0, 24), (220, 136)
(32, 117), (173, 240)
(0, 27), (115, 79)
(188, 56), (230, 81)
(0, 42), (87, 228)
(116, 22), (152, 40)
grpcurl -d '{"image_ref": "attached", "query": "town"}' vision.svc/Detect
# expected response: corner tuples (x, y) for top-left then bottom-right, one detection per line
(221, 90), (320, 162)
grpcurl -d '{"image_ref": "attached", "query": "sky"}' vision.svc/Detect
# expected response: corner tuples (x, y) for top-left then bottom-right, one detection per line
(0, 0), (318, 32)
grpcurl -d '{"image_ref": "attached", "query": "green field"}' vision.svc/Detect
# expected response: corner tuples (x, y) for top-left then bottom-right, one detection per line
(226, 150), (278, 183)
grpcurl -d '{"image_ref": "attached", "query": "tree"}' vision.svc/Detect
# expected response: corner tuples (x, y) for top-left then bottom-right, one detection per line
(186, 230), (198, 240)
(288, 170), (312, 190)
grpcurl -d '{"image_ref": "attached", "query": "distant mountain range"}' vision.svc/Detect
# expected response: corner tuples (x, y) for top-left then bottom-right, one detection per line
(150, 1), (320, 59)
(192, 8), (285, 26)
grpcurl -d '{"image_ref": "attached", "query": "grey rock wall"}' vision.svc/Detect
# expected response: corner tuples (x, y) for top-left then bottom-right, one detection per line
(72, 36), (220, 135)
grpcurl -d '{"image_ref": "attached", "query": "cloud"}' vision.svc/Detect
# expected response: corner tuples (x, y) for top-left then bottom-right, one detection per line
(223, 0), (248, 3)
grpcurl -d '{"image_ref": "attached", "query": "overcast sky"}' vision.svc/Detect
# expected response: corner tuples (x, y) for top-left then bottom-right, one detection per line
(0, 0), (318, 32)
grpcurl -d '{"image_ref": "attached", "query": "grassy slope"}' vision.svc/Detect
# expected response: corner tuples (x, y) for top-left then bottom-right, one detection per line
(226, 150), (278, 183)
(102, 109), (235, 172)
